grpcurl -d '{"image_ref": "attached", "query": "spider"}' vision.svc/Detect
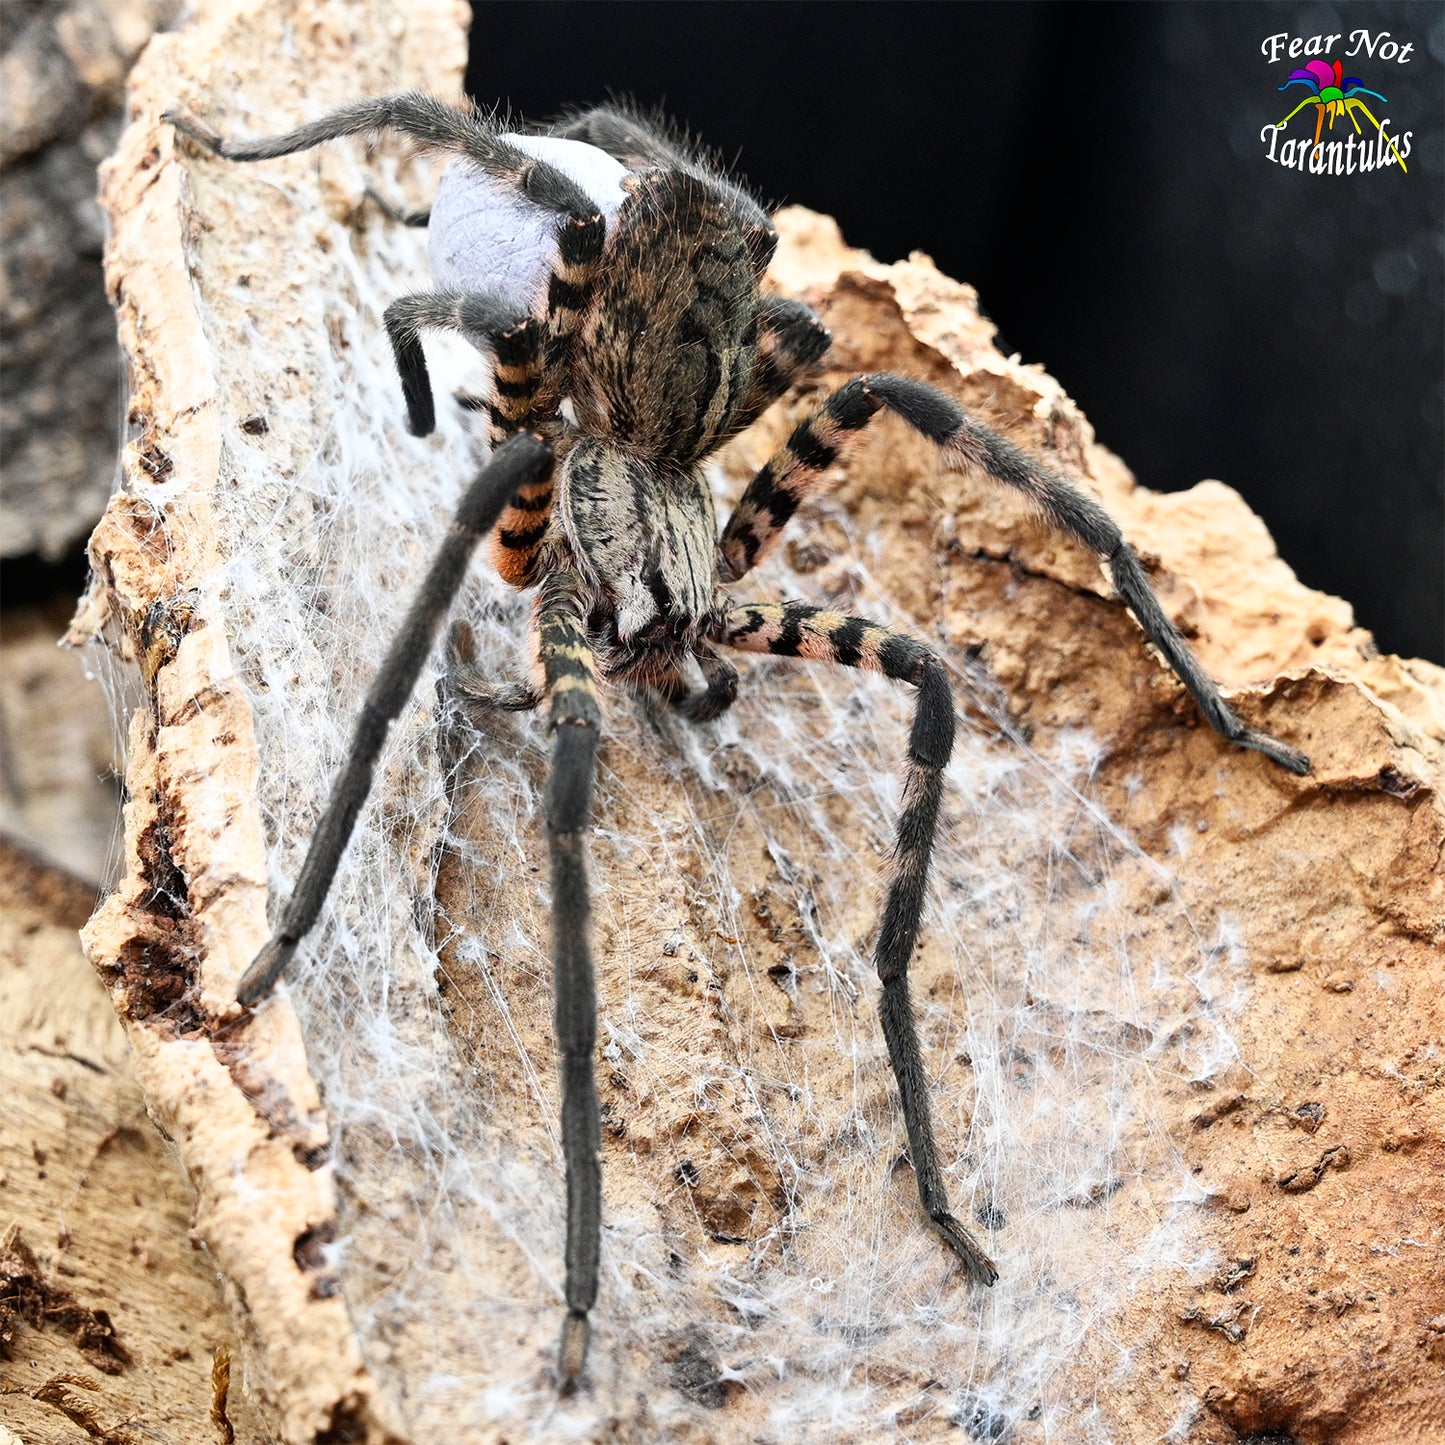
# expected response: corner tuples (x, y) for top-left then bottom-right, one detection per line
(165, 94), (1311, 1394)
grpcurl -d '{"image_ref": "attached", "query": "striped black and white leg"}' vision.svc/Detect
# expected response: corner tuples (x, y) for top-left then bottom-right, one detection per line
(715, 600), (1000, 1288)
(166, 92), (607, 440)
(381, 293), (559, 588)
(719, 374), (1310, 775)
(382, 292), (543, 438)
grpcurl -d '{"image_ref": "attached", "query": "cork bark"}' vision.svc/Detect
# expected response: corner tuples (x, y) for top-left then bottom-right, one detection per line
(27, 1), (1444, 1441)
(0, 839), (271, 1445)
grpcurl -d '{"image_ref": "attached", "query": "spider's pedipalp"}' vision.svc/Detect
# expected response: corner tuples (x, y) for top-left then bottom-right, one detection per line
(659, 643), (740, 723)
(731, 298), (833, 434)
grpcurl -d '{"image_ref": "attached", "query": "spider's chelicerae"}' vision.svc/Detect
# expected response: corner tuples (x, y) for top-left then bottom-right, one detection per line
(166, 94), (1310, 1393)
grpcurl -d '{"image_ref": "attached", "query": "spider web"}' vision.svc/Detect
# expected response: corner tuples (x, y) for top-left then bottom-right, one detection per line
(179, 142), (1236, 1444)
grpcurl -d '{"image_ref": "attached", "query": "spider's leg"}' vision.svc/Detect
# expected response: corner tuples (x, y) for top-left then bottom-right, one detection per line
(551, 104), (669, 160)
(535, 571), (604, 1393)
(385, 293), (562, 587)
(166, 93), (603, 218)
(1350, 101), (1409, 171)
(382, 292), (543, 438)
(719, 378), (878, 582)
(721, 374), (1310, 774)
(713, 600), (999, 1286)
(236, 433), (554, 1006)
(1277, 96), (1319, 126)
(450, 675), (541, 718)
(361, 181), (430, 227)
(167, 93), (611, 376)
(385, 293), (561, 589)
(730, 298), (832, 433)
(487, 464), (557, 591)
(551, 102), (778, 276)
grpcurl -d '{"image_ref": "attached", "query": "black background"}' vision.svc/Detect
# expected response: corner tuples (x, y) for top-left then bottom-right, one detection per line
(468, 1), (1444, 664)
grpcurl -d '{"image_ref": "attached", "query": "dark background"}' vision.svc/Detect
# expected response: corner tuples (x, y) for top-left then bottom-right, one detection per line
(469, 0), (1444, 664)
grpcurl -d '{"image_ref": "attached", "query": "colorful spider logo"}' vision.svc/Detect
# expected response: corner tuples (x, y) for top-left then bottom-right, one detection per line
(1277, 59), (1407, 172)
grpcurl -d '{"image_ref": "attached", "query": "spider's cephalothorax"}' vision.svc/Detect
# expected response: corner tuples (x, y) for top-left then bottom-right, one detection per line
(166, 93), (1311, 1395)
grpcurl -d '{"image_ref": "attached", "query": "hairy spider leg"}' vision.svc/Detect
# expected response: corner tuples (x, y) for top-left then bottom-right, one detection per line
(731, 297), (833, 433)
(1277, 94), (1325, 132)
(444, 620), (540, 720)
(381, 292), (542, 438)
(165, 93), (610, 424)
(361, 181), (431, 227)
(489, 463), (559, 590)
(235, 433), (555, 1006)
(720, 372), (1311, 775)
(718, 376), (878, 581)
(1345, 100), (1409, 171)
(380, 295), (559, 588)
(378, 220), (603, 446)
(535, 571), (604, 1393)
(166, 92), (601, 210)
(714, 601), (1000, 1287)
(552, 102), (778, 278)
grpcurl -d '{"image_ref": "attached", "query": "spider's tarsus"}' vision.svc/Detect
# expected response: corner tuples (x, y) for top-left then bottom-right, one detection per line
(164, 108), (226, 155)
(931, 1212), (1000, 1288)
(1235, 728), (1311, 776)
(556, 1309), (590, 1395)
(362, 183), (430, 228)
(237, 935), (298, 1006)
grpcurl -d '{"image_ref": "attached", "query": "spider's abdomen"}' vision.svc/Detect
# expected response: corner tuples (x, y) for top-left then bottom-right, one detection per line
(428, 136), (627, 318)
(570, 170), (761, 465)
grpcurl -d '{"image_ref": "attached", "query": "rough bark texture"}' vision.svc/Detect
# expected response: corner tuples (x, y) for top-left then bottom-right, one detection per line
(0, 838), (269, 1445)
(23, 0), (1444, 1442)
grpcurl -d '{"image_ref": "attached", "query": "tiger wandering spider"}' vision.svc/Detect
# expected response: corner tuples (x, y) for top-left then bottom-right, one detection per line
(164, 93), (1311, 1393)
